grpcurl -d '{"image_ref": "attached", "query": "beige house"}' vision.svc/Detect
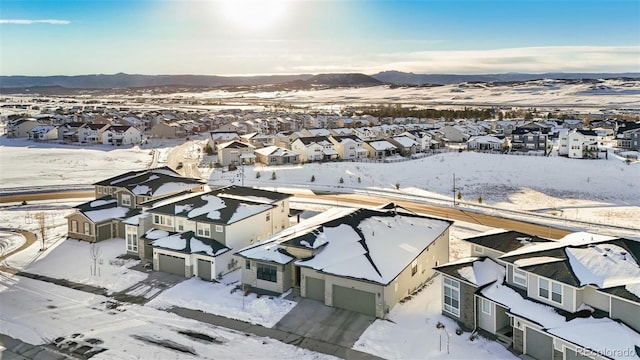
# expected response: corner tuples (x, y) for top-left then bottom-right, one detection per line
(150, 121), (187, 139)
(217, 140), (256, 166)
(237, 205), (452, 318)
(6, 118), (40, 138)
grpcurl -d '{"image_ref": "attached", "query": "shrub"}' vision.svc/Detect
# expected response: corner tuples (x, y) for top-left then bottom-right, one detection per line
(339, 177), (344, 184)
(395, 182), (400, 190)
(477, 195), (482, 204)
(357, 177), (361, 183)
(255, 172), (261, 179)
(457, 191), (462, 200)
(271, 172), (277, 180)
(455, 327), (463, 336)
(311, 175), (315, 182)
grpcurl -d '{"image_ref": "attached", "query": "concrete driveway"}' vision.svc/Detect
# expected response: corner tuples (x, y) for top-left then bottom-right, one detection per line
(275, 295), (376, 349)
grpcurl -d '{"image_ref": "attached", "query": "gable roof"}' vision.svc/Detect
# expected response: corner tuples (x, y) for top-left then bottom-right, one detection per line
(147, 230), (230, 257)
(254, 145), (299, 158)
(211, 185), (292, 203)
(499, 234), (640, 298)
(150, 191), (273, 225)
(218, 140), (254, 149)
(434, 257), (505, 287)
(464, 230), (553, 254)
(93, 167), (204, 198)
(73, 196), (139, 223)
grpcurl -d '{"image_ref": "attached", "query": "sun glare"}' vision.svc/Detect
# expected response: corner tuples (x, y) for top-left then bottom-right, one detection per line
(219, 0), (289, 30)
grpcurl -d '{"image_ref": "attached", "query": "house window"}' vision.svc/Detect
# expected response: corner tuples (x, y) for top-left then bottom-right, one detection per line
(443, 277), (460, 317)
(71, 220), (78, 233)
(474, 245), (484, 254)
(411, 260), (418, 276)
(257, 263), (277, 283)
(539, 278), (549, 299)
(126, 233), (138, 252)
(245, 260), (251, 270)
(513, 267), (527, 287)
(176, 219), (184, 231)
(266, 213), (270, 222)
(197, 224), (211, 238)
(83, 222), (91, 235)
(551, 282), (563, 303)
(153, 214), (172, 226)
(121, 194), (131, 206)
(481, 298), (492, 315)
(215, 225), (223, 232)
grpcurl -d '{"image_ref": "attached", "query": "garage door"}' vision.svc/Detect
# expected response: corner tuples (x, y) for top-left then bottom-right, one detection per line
(332, 285), (376, 316)
(305, 277), (325, 302)
(198, 259), (212, 280)
(525, 327), (553, 360)
(158, 253), (186, 276)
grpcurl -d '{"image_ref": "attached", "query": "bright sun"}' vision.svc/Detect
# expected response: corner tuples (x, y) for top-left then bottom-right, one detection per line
(219, 0), (289, 30)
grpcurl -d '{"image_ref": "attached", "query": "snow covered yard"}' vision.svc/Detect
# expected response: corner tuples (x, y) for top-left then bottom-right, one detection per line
(148, 272), (297, 328)
(22, 237), (148, 293)
(0, 274), (338, 360)
(354, 276), (516, 359)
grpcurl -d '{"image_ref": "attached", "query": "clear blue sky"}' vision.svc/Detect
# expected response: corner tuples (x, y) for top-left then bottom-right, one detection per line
(1, 0), (639, 76)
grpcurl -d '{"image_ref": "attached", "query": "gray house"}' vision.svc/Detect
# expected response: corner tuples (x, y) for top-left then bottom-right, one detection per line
(237, 204), (453, 318)
(435, 231), (640, 360)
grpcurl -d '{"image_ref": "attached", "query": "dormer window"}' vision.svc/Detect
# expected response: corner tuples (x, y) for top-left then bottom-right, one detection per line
(121, 194), (132, 206)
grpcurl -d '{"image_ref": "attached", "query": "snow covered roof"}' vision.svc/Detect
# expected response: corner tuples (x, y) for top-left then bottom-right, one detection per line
(292, 208), (452, 285)
(254, 145), (299, 157)
(366, 140), (398, 151)
(390, 136), (418, 147)
(73, 196), (139, 223)
(480, 282), (640, 359)
(94, 167), (204, 198)
(463, 230), (553, 254)
(211, 186), (291, 203)
(151, 191), (273, 225)
(499, 235), (640, 298)
(468, 135), (503, 144)
(434, 257), (505, 287)
(149, 230), (229, 257)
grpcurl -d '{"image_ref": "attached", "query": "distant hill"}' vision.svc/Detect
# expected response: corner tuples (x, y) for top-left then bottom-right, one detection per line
(1, 71), (639, 90)
(303, 73), (384, 86)
(0, 73), (314, 89)
(370, 70), (640, 85)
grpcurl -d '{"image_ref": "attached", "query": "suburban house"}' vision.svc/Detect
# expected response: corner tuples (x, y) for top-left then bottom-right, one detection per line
(67, 167), (205, 243)
(467, 135), (506, 151)
(236, 205), (453, 318)
(78, 123), (111, 144)
(58, 122), (86, 142)
(217, 140), (256, 166)
(132, 186), (291, 280)
(328, 135), (368, 160)
(617, 128), (640, 151)
(5, 118), (40, 138)
(150, 121), (187, 139)
(254, 145), (300, 165)
(209, 132), (240, 152)
(291, 136), (338, 162)
(510, 128), (550, 154)
(27, 125), (58, 141)
(363, 140), (398, 159)
(439, 125), (471, 143)
(558, 129), (602, 159)
(101, 125), (142, 146)
(387, 135), (421, 156)
(435, 231), (640, 360)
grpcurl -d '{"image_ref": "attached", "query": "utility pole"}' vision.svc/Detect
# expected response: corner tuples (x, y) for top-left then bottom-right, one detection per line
(241, 160), (245, 187)
(452, 173), (456, 206)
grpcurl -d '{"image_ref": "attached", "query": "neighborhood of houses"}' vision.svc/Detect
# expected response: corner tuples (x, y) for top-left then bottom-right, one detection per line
(3, 105), (640, 164)
(64, 166), (640, 360)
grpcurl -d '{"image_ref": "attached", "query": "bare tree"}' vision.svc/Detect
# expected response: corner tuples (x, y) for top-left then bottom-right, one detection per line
(89, 242), (101, 276)
(34, 212), (47, 251)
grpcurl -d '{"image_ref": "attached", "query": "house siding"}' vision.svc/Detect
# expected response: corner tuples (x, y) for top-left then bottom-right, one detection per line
(579, 286), (610, 312)
(225, 213), (272, 249)
(471, 245), (502, 259)
(442, 277), (475, 331)
(477, 298), (496, 333)
(610, 297), (640, 333)
(527, 274), (575, 312)
(67, 213), (96, 242)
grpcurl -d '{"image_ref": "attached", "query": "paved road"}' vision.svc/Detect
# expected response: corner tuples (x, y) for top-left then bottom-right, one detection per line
(1, 189), (571, 240)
